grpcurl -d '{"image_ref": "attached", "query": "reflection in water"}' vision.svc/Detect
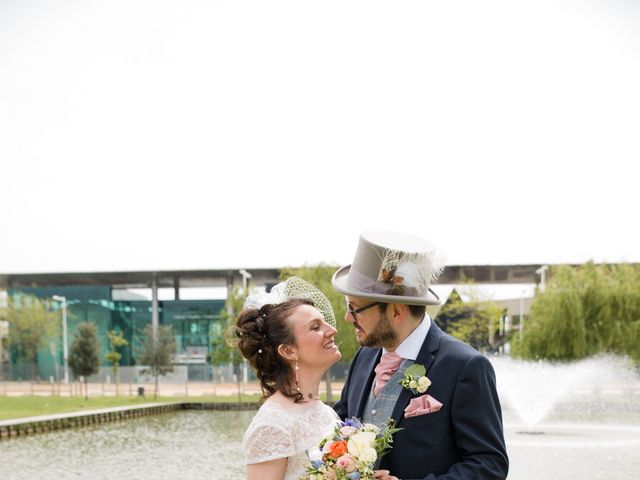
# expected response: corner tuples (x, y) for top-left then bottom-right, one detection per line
(1, 403), (639, 479)
(504, 420), (640, 480)
(0, 410), (255, 480)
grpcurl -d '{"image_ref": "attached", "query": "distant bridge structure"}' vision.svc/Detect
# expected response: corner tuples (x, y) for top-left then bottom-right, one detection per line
(0, 264), (550, 292)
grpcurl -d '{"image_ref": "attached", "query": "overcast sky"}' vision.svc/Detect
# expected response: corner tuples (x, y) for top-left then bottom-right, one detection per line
(1, 0), (639, 275)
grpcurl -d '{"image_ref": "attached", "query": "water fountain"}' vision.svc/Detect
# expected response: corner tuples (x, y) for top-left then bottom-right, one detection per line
(490, 355), (640, 479)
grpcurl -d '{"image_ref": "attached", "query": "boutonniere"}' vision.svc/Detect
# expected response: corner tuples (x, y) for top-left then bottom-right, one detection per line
(399, 363), (431, 395)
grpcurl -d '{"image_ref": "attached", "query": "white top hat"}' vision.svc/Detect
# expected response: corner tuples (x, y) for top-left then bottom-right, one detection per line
(332, 230), (445, 305)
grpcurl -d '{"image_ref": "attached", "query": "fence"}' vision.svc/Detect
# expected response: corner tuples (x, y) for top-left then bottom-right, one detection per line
(1, 361), (352, 383)
(0, 361), (353, 397)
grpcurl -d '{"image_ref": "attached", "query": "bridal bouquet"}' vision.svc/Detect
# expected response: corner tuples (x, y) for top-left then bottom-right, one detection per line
(300, 418), (401, 480)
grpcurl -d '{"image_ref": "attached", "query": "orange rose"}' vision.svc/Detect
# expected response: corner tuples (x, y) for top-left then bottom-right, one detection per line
(328, 440), (348, 458)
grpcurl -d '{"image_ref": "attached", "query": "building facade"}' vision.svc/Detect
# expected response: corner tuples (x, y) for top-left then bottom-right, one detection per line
(3, 284), (225, 380)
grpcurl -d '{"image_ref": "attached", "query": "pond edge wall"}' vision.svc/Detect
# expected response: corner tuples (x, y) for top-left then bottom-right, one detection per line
(0, 402), (258, 440)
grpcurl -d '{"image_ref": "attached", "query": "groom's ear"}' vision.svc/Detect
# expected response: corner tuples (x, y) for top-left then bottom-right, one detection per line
(390, 303), (410, 325)
(277, 344), (298, 362)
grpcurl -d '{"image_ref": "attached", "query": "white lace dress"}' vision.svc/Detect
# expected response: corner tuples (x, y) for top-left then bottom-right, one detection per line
(242, 398), (340, 480)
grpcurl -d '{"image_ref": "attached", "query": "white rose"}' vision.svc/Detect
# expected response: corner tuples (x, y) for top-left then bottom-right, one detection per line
(418, 376), (431, 387)
(348, 431), (377, 457)
(308, 446), (323, 462)
(361, 423), (380, 434)
(416, 385), (427, 393)
(359, 447), (378, 464)
(409, 380), (418, 389)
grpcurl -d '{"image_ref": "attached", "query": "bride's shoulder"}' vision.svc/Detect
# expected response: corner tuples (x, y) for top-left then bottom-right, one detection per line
(248, 395), (338, 427)
(242, 398), (297, 464)
(256, 396), (291, 415)
(246, 398), (293, 429)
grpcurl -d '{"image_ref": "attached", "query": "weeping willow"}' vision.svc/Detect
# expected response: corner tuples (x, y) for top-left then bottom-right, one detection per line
(512, 263), (640, 362)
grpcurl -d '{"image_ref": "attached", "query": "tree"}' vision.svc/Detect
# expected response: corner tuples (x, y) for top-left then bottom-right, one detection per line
(512, 263), (640, 362)
(1, 294), (60, 381)
(210, 285), (245, 367)
(280, 264), (357, 402)
(434, 289), (469, 333)
(210, 285), (247, 401)
(105, 329), (128, 396)
(435, 288), (504, 353)
(138, 324), (176, 399)
(69, 322), (101, 399)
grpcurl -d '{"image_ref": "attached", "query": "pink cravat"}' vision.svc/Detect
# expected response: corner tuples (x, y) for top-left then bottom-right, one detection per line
(373, 351), (403, 397)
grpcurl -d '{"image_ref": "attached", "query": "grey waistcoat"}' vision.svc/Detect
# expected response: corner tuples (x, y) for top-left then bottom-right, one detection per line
(362, 359), (414, 430)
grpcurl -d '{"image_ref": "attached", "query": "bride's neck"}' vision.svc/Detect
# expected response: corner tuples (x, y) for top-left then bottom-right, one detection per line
(294, 365), (324, 402)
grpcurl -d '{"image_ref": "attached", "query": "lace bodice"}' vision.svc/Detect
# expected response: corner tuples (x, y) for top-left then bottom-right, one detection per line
(243, 398), (339, 480)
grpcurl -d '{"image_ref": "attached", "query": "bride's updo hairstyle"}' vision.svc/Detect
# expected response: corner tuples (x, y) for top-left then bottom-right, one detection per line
(236, 298), (314, 403)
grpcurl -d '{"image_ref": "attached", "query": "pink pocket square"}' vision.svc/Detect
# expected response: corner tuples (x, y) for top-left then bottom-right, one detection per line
(404, 394), (443, 418)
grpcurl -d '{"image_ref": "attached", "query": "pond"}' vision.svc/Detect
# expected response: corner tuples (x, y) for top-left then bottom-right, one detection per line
(1, 405), (639, 480)
(0, 410), (252, 479)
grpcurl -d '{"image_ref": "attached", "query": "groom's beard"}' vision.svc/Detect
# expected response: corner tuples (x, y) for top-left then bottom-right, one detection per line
(360, 311), (397, 350)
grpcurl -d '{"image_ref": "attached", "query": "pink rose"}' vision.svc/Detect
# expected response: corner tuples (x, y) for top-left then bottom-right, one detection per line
(339, 426), (358, 438)
(336, 454), (358, 472)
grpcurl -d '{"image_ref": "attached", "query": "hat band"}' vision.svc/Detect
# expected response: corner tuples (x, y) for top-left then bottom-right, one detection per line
(347, 267), (424, 298)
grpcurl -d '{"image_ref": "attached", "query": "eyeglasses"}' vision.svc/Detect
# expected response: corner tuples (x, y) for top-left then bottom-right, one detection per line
(346, 301), (383, 321)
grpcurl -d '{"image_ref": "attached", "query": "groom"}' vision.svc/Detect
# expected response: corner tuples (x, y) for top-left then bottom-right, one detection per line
(332, 231), (508, 480)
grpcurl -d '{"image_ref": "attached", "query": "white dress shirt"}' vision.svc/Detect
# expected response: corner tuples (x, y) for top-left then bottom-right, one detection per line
(383, 314), (431, 361)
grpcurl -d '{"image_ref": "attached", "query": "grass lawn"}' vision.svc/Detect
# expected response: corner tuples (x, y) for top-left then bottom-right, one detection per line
(0, 394), (262, 421)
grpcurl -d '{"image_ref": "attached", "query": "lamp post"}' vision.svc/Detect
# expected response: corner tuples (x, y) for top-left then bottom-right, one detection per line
(535, 265), (549, 293)
(52, 295), (69, 384)
(238, 269), (252, 291)
(519, 288), (528, 339)
(519, 295), (524, 338)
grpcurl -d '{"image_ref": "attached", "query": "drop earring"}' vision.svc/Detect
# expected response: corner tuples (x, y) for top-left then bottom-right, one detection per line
(295, 360), (300, 392)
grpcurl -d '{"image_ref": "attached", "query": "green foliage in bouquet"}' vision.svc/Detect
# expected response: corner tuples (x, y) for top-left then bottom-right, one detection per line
(301, 418), (402, 480)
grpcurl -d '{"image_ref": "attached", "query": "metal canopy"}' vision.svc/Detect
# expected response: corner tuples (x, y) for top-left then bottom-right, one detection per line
(0, 268), (281, 289)
(0, 264), (553, 289)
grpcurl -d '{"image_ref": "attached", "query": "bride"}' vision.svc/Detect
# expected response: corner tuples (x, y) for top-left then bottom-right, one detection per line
(235, 278), (342, 480)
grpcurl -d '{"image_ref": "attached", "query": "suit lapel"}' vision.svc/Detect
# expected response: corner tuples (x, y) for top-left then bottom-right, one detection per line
(353, 348), (382, 418)
(390, 324), (443, 423)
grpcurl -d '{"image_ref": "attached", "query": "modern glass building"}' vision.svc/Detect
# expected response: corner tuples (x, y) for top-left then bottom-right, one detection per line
(4, 285), (223, 380)
(0, 269), (280, 380)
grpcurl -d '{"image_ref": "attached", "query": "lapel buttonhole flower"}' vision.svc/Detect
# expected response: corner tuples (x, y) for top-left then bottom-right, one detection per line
(399, 363), (431, 395)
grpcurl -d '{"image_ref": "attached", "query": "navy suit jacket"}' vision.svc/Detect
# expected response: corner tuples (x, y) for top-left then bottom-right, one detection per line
(334, 324), (508, 480)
